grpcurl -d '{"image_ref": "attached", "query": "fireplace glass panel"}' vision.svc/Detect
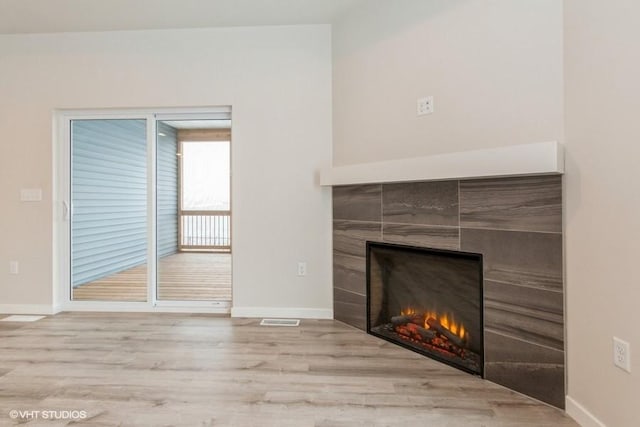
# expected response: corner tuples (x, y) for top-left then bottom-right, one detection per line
(367, 242), (483, 376)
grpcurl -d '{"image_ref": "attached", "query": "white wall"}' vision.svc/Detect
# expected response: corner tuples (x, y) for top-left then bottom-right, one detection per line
(332, 0), (563, 166)
(564, 1), (640, 425)
(0, 25), (333, 316)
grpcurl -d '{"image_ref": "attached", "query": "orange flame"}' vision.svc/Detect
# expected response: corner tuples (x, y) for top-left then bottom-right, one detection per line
(400, 307), (417, 316)
(401, 307), (468, 341)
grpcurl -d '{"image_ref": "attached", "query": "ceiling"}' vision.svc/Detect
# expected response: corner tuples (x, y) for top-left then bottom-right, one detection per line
(0, 0), (366, 34)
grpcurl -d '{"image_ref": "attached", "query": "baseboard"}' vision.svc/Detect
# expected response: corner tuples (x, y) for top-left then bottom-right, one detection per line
(566, 396), (606, 427)
(56, 301), (230, 314)
(231, 306), (333, 319)
(0, 304), (58, 315)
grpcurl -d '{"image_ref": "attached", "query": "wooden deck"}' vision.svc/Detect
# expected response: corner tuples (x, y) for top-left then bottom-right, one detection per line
(72, 252), (231, 302)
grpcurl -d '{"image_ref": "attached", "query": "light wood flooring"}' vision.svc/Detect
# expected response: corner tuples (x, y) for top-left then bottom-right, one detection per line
(72, 252), (231, 302)
(0, 312), (577, 426)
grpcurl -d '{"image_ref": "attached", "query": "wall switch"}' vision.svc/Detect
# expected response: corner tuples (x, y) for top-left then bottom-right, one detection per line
(417, 96), (434, 116)
(613, 336), (631, 372)
(9, 261), (19, 275)
(20, 188), (42, 202)
(297, 262), (307, 277)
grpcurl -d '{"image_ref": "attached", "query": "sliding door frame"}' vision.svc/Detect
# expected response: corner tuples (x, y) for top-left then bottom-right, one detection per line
(54, 107), (232, 313)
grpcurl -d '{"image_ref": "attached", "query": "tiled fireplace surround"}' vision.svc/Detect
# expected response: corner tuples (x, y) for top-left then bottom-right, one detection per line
(332, 175), (564, 408)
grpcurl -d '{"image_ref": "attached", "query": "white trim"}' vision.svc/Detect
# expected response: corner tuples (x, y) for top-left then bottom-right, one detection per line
(154, 111), (231, 121)
(52, 110), (70, 310)
(58, 106), (231, 118)
(56, 300), (230, 314)
(231, 307), (333, 319)
(320, 141), (564, 186)
(0, 304), (59, 315)
(154, 300), (231, 309)
(147, 115), (157, 305)
(566, 396), (607, 427)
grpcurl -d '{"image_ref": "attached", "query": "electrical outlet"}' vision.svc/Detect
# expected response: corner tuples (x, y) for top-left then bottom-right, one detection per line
(417, 96), (434, 116)
(297, 262), (307, 277)
(613, 337), (631, 372)
(9, 261), (19, 275)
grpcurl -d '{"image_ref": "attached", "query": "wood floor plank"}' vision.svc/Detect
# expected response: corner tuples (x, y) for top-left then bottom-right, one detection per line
(72, 252), (231, 302)
(0, 313), (577, 426)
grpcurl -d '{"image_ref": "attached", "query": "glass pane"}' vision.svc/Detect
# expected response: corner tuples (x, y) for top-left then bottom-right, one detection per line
(71, 119), (147, 302)
(181, 141), (230, 211)
(156, 120), (232, 301)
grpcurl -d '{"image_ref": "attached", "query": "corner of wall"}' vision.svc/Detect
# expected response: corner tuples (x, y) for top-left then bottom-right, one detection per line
(566, 396), (607, 427)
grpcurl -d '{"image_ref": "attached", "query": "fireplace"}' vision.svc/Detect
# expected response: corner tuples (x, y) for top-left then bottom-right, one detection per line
(367, 242), (484, 376)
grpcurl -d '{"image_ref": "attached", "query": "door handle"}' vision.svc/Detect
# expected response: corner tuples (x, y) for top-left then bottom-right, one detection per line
(63, 201), (70, 221)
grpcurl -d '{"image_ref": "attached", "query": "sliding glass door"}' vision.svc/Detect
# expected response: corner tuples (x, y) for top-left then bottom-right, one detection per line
(71, 119), (148, 302)
(66, 110), (232, 306)
(156, 120), (232, 302)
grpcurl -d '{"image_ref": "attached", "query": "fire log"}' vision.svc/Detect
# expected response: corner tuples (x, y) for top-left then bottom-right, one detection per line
(399, 322), (437, 342)
(395, 325), (411, 338)
(415, 324), (437, 341)
(426, 317), (465, 348)
(391, 315), (423, 327)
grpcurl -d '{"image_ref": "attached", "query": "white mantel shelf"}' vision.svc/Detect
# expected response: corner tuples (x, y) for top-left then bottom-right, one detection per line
(320, 141), (564, 186)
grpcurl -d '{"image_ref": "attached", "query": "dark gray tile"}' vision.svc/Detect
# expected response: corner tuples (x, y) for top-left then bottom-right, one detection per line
(484, 280), (563, 350)
(333, 185), (382, 221)
(334, 288), (366, 331)
(484, 330), (564, 365)
(334, 253), (366, 295)
(485, 331), (565, 408)
(383, 223), (459, 250)
(334, 220), (381, 258)
(333, 220), (380, 296)
(461, 228), (563, 291)
(485, 362), (565, 409)
(460, 175), (562, 233)
(382, 181), (459, 226)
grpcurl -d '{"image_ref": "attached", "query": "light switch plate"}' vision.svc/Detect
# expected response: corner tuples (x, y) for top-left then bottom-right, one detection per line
(20, 188), (42, 202)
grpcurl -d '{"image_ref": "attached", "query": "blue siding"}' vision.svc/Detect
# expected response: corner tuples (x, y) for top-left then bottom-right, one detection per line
(72, 120), (147, 287)
(157, 123), (179, 257)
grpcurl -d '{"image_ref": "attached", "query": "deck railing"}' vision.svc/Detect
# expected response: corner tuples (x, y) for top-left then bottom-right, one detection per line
(179, 210), (231, 251)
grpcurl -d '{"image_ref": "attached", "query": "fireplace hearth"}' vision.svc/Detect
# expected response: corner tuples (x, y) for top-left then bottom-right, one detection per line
(367, 242), (484, 376)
